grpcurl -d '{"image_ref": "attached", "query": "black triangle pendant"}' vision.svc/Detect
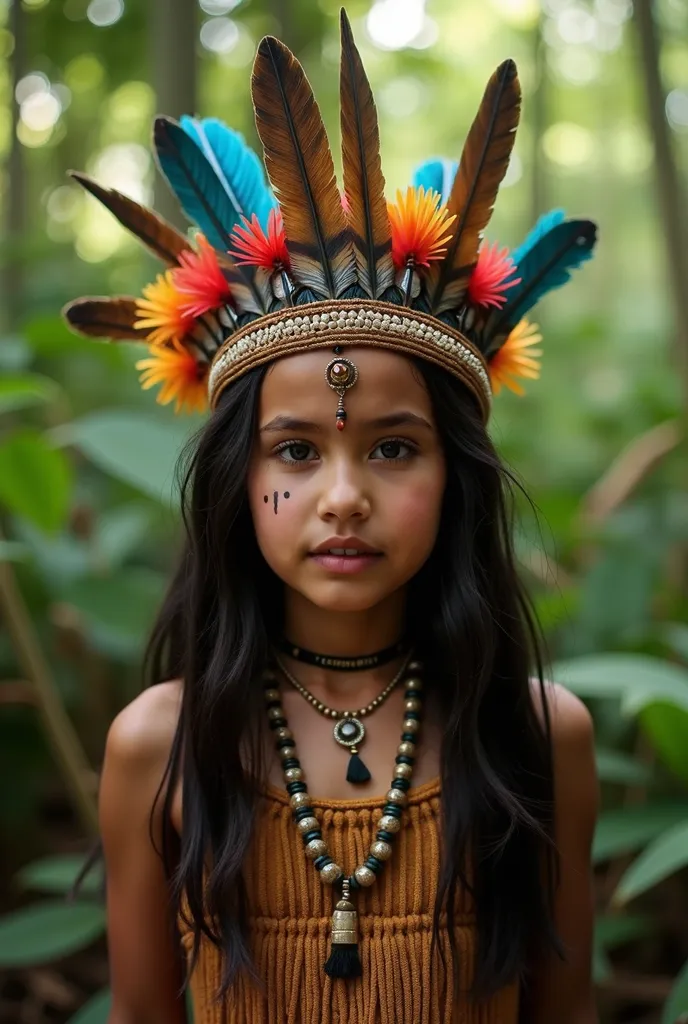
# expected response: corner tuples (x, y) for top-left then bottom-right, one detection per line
(346, 752), (371, 784)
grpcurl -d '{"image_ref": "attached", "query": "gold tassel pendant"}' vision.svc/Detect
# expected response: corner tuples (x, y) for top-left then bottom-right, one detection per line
(323, 878), (362, 978)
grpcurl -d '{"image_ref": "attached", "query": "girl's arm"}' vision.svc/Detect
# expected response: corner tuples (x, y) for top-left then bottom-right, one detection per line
(99, 682), (187, 1024)
(524, 683), (600, 1024)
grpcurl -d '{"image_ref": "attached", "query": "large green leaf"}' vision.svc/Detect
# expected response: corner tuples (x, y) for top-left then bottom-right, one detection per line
(593, 803), (688, 863)
(662, 957), (688, 1024)
(18, 854), (103, 897)
(68, 989), (112, 1024)
(0, 430), (72, 532)
(0, 374), (60, 413)
(595, 747), (653, 786)
(661, 622), (688, 664)
(52, 409), (194, 504)
(0, 901), (105, 966)
(636, 702), (688, 784)
(614, 821), (688, 905)
(94, 503), (153, 568)
(592, 913), (651, 982)
(555, 654), (688, 707)
(62, 567), (167, 657)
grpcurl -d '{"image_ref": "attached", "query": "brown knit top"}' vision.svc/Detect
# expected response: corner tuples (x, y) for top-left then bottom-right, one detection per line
(178, 777), (520, 1023)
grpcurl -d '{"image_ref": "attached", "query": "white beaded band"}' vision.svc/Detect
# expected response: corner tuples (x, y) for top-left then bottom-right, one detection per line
(207, 299), (492, 419)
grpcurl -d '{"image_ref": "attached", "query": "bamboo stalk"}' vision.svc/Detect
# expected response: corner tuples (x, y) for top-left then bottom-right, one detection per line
(0, 540), (98, 834)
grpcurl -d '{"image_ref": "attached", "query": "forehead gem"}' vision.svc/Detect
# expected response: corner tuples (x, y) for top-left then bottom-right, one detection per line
(324, 356), (359, 431)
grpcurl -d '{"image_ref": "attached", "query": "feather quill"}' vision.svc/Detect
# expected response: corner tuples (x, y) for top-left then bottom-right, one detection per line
(412, 158), (458, 205)
(62, 297), (149, 340)
(70, 173), (189, 265)
(485, 219), (597, 350)
(427, 60), (521, 314)
(252, 35), (355, 299)
(339, 10), (394, 298)
(180, 116), (276, 229)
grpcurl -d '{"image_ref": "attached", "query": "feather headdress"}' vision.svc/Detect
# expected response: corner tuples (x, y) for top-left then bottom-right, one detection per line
(63, 8), (597, 418)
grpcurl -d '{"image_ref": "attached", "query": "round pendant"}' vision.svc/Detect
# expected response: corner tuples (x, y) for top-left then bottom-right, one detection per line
(333, 717), (365, 749)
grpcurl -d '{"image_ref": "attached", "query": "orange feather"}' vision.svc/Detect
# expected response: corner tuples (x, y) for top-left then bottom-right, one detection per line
(427, 60), (521, 315)
(339, 10), (394, 299)
(70, 172), (190, 265)
(252, 36), (355, 299)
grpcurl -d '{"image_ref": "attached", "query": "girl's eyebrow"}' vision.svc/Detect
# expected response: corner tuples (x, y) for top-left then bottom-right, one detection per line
(260, 411), (433, 434)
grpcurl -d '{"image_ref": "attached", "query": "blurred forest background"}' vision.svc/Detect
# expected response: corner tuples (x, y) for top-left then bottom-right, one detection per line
(0, 0), (687, 1021)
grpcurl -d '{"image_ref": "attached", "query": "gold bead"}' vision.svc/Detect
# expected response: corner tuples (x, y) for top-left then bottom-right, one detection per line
(386, 787), (407, 805)
(394, 763), (413, 780)
(371, 840), (392, 861)
(320, 862), (344, 885)
(281, 746), (296, 761)
(404, 697), (421, 713)
(284, 767), (303, 783)
(296, 815), (319, 834)
(402, 718), (419, 734)
(275, 727), (293, 742)
(354, 865), (376, 887)
(305, 839), (327, 859)
(379, 814), (402, 833)
(407, 662), (423, 673)
(329, 709), (338, 719)
(267, 706), (284, 721)
(290, 792), (311, 810)
(398, 741), (415, 757)
(316, 702), (325, 712)
(404, 676), (423, 691)
(264, 688), (280, 703)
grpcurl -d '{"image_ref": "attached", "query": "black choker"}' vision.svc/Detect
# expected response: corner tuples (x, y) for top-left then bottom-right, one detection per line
(277, 638), (406, 671)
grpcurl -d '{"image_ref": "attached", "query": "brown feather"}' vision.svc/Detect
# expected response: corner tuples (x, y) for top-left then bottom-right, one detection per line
(62, 297), (149, 341)
(70, 172), (190, 265)
(216, 252), (272, 315)
(340, 10), (394, 298)
(251, 36), (355, 299)
(427, 60), (521, 314)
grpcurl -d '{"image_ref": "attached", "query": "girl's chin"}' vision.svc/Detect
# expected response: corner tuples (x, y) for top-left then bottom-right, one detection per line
(291, 581), (400, 614)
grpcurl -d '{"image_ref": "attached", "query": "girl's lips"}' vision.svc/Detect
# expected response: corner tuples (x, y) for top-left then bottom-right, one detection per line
(309, 552), (383, 574)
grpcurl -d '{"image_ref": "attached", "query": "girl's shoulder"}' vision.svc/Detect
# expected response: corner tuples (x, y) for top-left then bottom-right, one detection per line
(530, 677), (594, 748)
(104, 679), (182, 777)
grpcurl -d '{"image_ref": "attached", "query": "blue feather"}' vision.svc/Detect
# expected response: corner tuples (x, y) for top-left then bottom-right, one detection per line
(510, 208), (565, 266)
(489, 219), (597, 339)
(180, 117), (276, 229)
(411, 158), (458, 205)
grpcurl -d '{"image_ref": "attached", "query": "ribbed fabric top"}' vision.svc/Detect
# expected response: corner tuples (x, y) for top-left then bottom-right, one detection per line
(178, 778), (519, 1023)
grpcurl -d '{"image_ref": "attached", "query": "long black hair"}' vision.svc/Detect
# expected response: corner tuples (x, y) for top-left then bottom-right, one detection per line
(145, 358), (562, 1002)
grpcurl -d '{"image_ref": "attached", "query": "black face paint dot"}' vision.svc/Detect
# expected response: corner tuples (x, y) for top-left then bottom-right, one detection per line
(263, 495), (269, 503)
(273, 490), (278, 514)
(284, 491), (290, 499)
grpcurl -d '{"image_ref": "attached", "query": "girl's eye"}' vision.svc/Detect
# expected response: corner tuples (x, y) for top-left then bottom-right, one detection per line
(274, 441), (317, 463)
(371, 439), (415, 461)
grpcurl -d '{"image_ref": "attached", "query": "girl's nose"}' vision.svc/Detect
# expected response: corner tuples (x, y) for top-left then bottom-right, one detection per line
(316, 462), (371, 523)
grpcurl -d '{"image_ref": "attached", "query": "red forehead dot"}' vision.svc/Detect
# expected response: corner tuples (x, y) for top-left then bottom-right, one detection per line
(336, 419), (345, 431)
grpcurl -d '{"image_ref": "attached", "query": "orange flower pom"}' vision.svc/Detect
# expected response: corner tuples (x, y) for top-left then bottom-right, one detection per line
(135, 270), (195, 346)
(467, 242), (520, 309)
(173, 235), (232, 318)
(387, 186), (456, 269)
(135, 339), (209, 414)
(228, 208), (289, 271)
(489, 319), (543, 397)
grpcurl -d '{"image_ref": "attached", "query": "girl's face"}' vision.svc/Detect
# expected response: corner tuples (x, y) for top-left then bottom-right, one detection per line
(247, 347), (446, 614)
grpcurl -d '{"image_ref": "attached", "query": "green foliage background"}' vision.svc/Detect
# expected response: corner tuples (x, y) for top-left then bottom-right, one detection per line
(0, 0), (687, 1021)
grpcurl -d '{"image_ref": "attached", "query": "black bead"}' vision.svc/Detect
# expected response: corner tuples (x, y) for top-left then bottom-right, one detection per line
(281, 758), (300, 770)
(404, 689), (421, 700)
(302, 829), (322, 844)
(294, 807), (315, 822)
(382, 803), (402, 817)
(377, 830), (396, 843)
(401, 732), (416, 743)
(277, 737), (295, 749)
(404, 711), (420, 721)
(336, 409), (347, 421)
(268, 717), (288, 730)
(365, 856), (383, 873)
(349, 874), (361, 891)
(286, 781), (307, 795)
(395, 755), (414, 766)
(333, 345), (343, 354)
(265, 698), (281, 709)
(313, 855), (332, 871)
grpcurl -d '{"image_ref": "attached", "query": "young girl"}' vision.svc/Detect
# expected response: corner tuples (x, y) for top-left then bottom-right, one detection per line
(65, 12), (599, 1023)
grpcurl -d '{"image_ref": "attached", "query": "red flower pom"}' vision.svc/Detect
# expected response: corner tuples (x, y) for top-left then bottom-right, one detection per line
(467, 242), (520, 309)
(173, 235), (232, 318)
(228, 208), (289, 272)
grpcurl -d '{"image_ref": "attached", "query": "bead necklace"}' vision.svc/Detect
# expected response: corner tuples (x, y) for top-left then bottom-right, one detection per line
(273, 651), (412, 784)
(263, 658), (424, 979)
(276, 636), (406, 671)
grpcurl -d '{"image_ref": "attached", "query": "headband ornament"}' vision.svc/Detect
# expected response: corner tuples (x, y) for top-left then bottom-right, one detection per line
(62, 9), (597, 421)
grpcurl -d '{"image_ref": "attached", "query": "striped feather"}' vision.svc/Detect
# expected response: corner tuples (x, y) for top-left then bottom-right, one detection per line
(252, 35), (355, 299)
(340, 10), (394, 298)
(62, 297), (148, 341)
(427, 60), (521, 314)
(70, 173), (189, 265)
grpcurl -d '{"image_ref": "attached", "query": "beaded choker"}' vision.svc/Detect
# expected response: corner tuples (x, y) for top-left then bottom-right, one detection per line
(276, 637), (406, 670)
(263, 658), (424, 979)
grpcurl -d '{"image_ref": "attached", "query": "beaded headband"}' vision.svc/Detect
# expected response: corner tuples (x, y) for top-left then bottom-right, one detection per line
(62, 9), (597, 423)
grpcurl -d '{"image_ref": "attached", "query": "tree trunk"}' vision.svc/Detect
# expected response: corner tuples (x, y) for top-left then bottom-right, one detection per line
(150, 0), (197, 227)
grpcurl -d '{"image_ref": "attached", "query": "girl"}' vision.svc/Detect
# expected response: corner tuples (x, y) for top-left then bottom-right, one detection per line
(66, 13), (599, 1023)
